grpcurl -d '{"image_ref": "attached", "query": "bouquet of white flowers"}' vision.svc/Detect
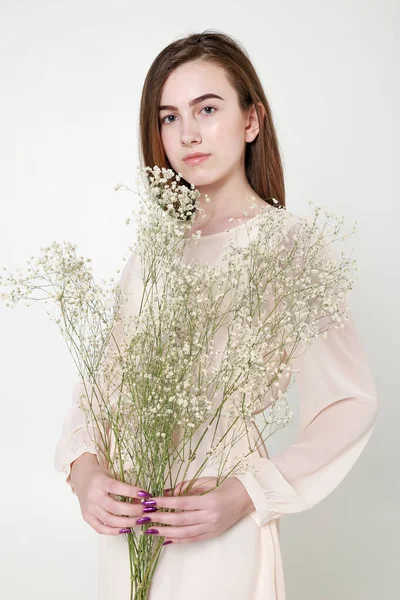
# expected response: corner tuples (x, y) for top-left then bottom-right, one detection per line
(0, 166), (357, 598)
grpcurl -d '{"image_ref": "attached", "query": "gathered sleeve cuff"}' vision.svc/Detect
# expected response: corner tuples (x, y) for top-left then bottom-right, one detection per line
(235, 306), (378, 527)
(53, 380), (106, 495)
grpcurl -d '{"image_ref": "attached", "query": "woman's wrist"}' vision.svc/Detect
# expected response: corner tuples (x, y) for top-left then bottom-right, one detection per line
(70, 452), (100, 482)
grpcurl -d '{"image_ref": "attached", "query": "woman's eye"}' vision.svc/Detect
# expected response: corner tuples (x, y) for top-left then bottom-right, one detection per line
(161, 115), (177, 124)
(201, 106), (216, 116)
(161, 106), (216, 125)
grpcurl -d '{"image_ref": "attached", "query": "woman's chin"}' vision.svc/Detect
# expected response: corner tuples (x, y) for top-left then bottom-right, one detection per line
(182, 171), (219, 189)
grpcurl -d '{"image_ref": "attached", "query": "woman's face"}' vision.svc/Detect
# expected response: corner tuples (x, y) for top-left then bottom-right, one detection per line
(159, 60), (257, 191)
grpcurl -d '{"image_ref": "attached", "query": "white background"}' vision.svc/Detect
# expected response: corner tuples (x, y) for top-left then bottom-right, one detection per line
(0, 1), (398, 598)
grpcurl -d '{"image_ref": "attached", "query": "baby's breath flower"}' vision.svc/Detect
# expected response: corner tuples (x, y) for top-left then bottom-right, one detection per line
(0, 166), (357, 566)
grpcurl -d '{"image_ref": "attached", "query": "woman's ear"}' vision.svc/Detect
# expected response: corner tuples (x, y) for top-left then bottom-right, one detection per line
(245, 101), (266, 143)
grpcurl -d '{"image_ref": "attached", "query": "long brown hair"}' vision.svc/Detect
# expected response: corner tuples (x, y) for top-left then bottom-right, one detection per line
(138, 29), (286, 209)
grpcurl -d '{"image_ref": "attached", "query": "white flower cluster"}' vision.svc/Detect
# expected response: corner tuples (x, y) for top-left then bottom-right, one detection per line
(0, 165), (358, 505)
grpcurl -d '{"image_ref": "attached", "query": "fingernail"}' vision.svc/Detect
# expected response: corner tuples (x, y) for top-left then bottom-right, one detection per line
(119, 528), (131, 534)
(143, 506), (158, 513)
(142, 499), (157, 507)
(136, 516), (152, 525)
(162, 540), (173, 546)
(137, 490), (152, 498)
(143, 528), (159, 535)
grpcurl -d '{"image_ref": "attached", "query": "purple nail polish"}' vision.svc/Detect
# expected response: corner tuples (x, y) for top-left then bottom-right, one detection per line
(143, 528), (158, 535)
(142, 499), (157, 507)
(137, 490), (152, 498)
(136, 516), (152, 525)
(162, 540), (173, 546)
(143, 506), (158, 513)
(119, 528), (131, 534)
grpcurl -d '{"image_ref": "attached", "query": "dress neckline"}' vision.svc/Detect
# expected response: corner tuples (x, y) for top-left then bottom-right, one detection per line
(185, 205), (275, 240)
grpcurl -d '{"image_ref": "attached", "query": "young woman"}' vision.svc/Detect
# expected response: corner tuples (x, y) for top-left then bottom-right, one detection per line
(55, 31), (378, 599)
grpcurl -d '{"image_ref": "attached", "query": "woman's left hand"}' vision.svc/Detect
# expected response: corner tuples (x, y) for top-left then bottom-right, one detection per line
(139, 476), (255, 545)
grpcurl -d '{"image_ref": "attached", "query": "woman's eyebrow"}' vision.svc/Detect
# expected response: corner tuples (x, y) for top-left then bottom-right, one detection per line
(158, 93), (225, 112)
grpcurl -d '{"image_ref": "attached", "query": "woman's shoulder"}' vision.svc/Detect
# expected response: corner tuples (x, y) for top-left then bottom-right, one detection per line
(260, 203), (307, 236)
(269, 204), (325, 237)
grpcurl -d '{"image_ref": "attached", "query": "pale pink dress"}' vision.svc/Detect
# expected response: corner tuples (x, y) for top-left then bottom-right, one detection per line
(54, 207), (378, 599)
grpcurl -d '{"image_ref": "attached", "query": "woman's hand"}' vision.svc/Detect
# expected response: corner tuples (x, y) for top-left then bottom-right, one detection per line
(69, 453), (157, 536)
(140, 476), (256, 545)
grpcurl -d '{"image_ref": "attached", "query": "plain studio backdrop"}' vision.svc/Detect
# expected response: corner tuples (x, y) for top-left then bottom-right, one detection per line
(0, 1), (397, 599)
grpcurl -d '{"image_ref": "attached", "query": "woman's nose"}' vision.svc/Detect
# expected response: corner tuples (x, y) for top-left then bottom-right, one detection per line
(180, 123), (201, 146)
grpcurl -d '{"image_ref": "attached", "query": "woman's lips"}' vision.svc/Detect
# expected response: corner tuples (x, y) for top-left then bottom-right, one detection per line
(183, 154), (210, 166)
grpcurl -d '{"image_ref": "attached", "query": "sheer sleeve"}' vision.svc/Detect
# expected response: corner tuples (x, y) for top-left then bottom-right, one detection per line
(234, 218), (378, 527)
(53, 380), (108, 495)
(235, 293), (378, 528)
(54, 250), (138, 495)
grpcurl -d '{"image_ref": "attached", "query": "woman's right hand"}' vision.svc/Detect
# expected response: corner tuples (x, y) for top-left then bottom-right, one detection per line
(69, 453), (156, 536)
